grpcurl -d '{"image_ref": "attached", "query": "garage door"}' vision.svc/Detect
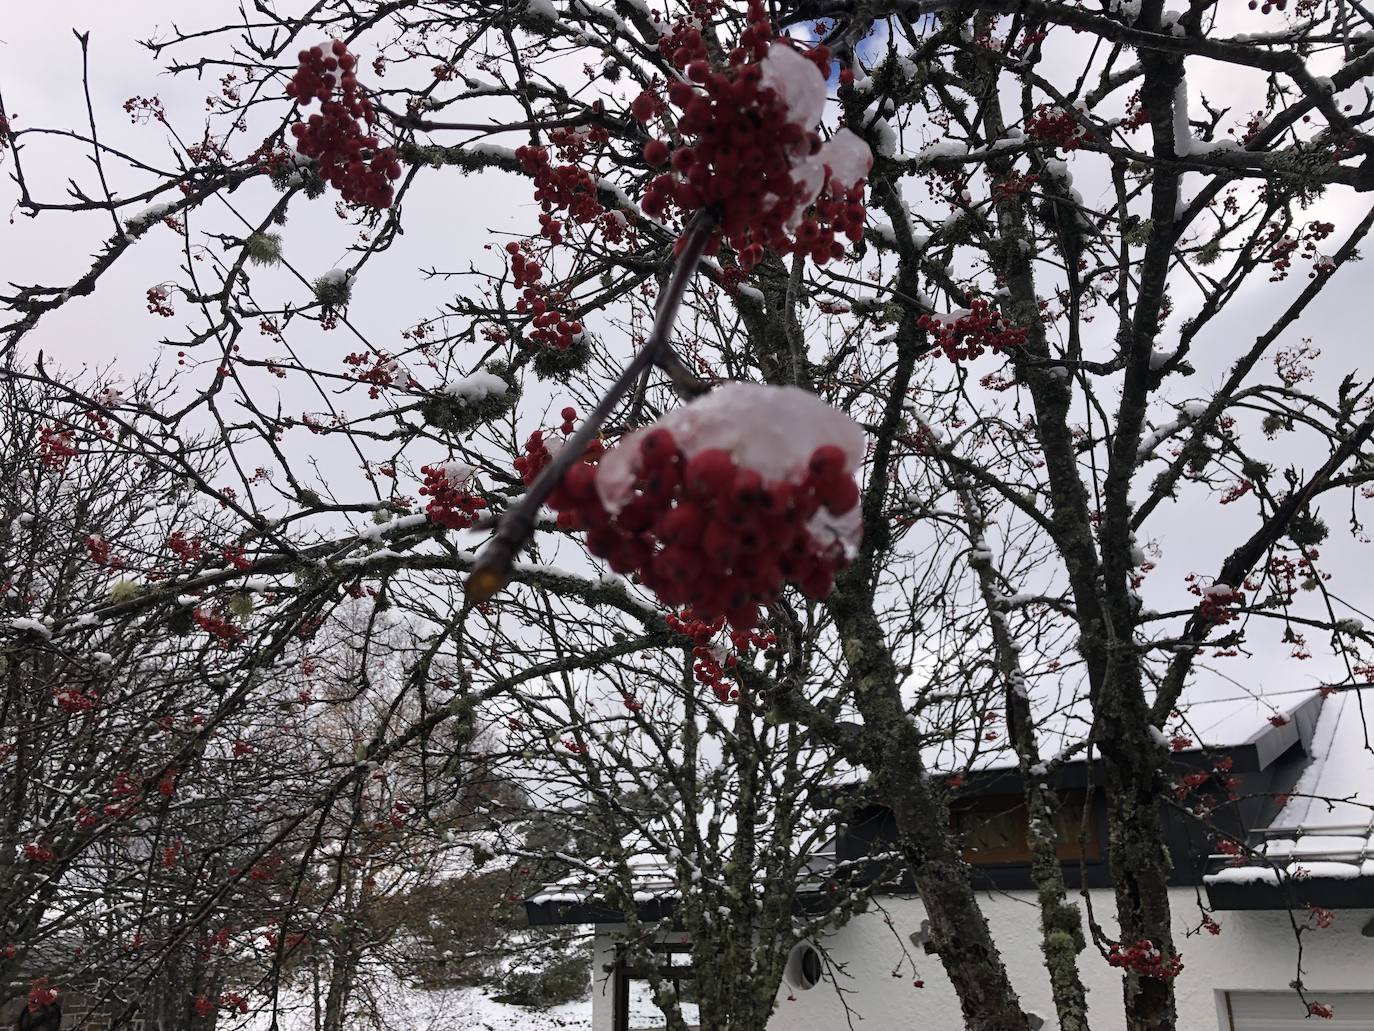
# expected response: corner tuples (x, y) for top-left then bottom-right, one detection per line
(1226, 992), (1374, 1029)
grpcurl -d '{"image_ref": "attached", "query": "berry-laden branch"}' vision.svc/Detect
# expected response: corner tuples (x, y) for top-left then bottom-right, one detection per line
(465, 212), (716, 603)
(464, 7), (876, 615)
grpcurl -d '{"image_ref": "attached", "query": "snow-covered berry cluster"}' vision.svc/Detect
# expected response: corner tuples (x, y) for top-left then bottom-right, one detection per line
(286, 41), (401, 209)
(634, 2), (872, 267)
(419, 461), (487, 530)
(344, 351), (415, 398)
(918, 300), (1027, 361)
(38, 425), (78, 469)
(23, 844), (56, 864)
(1025, 104), (1088, 150)
(1191, 581), (1245, 624)
(1106, 939), (1183, 980)
(544, 384), (865, 630)
(53, 686), (98, 714)
(27, 978), (58, 1012)
(146, 286), (175, 317)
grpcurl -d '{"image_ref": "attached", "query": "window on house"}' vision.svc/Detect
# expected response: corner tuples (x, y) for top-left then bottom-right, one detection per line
(951, 791), (1101, 864)
(1222, 990), (1374, 1028)
(614, 942), (699, 1031)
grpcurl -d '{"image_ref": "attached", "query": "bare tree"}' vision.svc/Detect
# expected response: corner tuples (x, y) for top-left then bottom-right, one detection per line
(4, 2), (1374, 1030)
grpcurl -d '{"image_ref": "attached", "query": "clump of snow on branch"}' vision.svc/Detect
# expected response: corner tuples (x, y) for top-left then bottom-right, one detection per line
(443, 371), (509, 403)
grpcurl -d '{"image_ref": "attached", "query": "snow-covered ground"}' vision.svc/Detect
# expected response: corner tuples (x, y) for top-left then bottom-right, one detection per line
(240, 986), (593, 1031)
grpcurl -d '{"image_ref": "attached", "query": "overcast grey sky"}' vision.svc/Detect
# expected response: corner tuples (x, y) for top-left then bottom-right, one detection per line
(4, 1), (1373, 737)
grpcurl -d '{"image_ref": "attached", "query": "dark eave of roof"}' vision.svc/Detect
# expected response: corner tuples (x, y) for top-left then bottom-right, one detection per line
(1206, 875), (1374, 911)
(527, 695), (1333, 924)
(524, 884), (885, 927)
(526, 898), (674, 926)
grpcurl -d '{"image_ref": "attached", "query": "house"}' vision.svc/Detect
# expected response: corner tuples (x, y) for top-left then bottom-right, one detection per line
(526, 689), (1374, 1030)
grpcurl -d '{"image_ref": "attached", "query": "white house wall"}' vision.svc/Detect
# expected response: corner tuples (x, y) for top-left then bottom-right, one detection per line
(589, 888), (1374, 1030)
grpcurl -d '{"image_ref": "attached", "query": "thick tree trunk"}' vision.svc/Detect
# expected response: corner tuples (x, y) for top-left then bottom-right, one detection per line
(830, 581), (1032, 1031)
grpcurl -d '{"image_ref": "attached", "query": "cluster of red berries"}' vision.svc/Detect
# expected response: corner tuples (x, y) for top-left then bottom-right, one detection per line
(27, 978), (58, 1012)
(23, 844), (56, 864)
(1191, 582), (1245, 625)
(666, 610), (777, 702)
(1106, 939), (1183, 980)
(52, 687), (98, 714)
(146, 286), (175, 317)
(545, 431), (858, 630)
(1306, 904), (1335, 929)
(918, 300), (1027, 361)
(538, 212), (564, 245)
(506, 243), (584, 351)
(1264, 552), (1323, 601)
(38, 425), (79, 469)
(228, 855), (282, 883)
(286, 41), (401, 209)
(1026, 104), (1088, 150)
(515, 430), (553, 485)
(84, 534), (115, 568)
(630, 88), (665, 125)
(990, 169), (1040, 203)
(514, 420), (606, 487)
(1308, 1002), (1335, 1020)
(548, 123), (611, 162)
(221, 546), (253, 571)
(515, 144), (604, 229)
(343, 351), (415, 399)
(419, 463), (487, 530)
(167, 531), (204, 564)
(194, 607), (245, 649)
(635, 2), (865, 267)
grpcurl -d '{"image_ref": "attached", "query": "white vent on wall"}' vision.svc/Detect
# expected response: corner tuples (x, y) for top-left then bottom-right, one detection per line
(784, 941), (825, 990)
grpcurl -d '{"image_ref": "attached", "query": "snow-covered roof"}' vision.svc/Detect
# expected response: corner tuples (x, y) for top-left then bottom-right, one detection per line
(528, 856), (681, 907)
(1270, 688), (1374, 832)
(833, 686), (1330, 786)
(1203, 689), (1374, 903)
(527, 846), (841, 915)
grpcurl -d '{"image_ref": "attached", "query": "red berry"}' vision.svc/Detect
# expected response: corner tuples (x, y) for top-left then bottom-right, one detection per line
(809, 445), (847, 477)
(640, 429), (680, 467)
(644, 139), (670, 166)
(685, 449), (736, 501)
(701, 520), (741, 564)
(815, 474), (860, 514)
(657, 504), (705, 547)
(562, 462), (596, 501)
